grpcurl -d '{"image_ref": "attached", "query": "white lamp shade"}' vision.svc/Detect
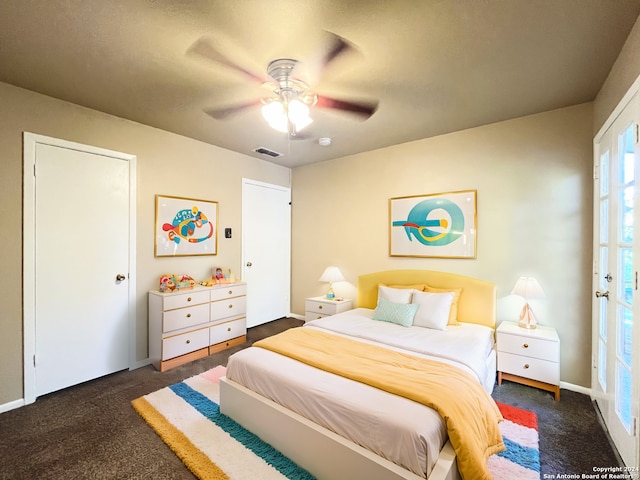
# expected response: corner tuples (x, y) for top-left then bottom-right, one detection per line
(511, 277), (545, 300)
(318, 266), (345, 283)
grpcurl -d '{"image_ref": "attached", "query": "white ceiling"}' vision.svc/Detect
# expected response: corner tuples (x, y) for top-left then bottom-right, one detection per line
(1, 0), (638, 167)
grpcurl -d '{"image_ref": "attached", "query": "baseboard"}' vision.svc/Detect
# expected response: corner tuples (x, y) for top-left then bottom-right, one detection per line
(0, 398), (25, 414)
(560, 381), (590, 396)
(132, 358), (151, 369)
(289, 313), (305, 321)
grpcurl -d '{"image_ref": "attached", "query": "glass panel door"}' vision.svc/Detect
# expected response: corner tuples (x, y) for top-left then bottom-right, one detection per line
(593, 95), (638, 468)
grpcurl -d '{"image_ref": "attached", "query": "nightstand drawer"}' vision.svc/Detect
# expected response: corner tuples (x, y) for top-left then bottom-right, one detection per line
(305, 299), (340, 315)
(305, 312), (329, 321)
(498, 352), (559, 385)
(497, 332), (559, 362)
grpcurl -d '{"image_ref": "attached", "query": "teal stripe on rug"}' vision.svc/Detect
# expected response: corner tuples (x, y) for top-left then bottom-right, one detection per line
(497, 436), (540, 472)
(169, 382), (316, 480)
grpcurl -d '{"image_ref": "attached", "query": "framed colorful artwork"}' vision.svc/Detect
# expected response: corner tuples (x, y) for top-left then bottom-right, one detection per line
(155, 195), (218, 257)
(389, 190), (477, 258)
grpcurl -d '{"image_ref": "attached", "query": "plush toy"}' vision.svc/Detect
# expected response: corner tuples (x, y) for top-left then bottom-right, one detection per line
(176, 274), (196, 289)
(159, 274), (176, 292)
(159, 274), (195, 292)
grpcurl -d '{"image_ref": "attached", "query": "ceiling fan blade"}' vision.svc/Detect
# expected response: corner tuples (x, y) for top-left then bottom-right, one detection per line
(319, 31), (356, 71)
(188, 37), (265, 84)
(204, 99), (261, 120)
(315, 95), (378, 119)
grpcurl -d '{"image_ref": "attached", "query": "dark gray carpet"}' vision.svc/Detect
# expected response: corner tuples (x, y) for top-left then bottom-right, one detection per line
(0, 317), (621, 479)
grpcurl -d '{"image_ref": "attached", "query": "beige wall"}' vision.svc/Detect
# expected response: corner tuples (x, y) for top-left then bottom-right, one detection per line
(0, 82), (290, 405)
(291, 104), (594, 387)
(594, 15), (640, 133)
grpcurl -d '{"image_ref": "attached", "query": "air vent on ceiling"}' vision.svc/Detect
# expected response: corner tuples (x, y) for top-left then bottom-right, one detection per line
(253, 147), (283, 158)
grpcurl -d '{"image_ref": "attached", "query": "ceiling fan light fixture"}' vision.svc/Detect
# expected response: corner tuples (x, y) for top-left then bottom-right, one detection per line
(261, 98), (313, 134)
(261, 101), (288, 132)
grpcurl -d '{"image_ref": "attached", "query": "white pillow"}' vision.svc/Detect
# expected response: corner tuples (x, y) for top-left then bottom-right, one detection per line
(378, 285), (413, 304)
(411, 290), (455, 330)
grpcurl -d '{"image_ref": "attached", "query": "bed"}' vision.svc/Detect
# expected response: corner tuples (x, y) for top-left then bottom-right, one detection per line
(220, 270), (502, 480)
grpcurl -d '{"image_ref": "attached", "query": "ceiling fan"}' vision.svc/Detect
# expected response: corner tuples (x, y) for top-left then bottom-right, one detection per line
(187, 32), (379, 136)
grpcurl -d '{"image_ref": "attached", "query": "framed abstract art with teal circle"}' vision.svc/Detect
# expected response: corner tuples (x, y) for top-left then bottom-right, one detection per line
(389, 190), (477, 258)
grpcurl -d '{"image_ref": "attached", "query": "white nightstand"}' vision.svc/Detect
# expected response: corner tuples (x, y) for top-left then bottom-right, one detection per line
(305, 296), (353, 322)
(497, 321), (561, 401)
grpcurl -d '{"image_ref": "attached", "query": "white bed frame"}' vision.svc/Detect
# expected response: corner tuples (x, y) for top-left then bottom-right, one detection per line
(220, 270), (496, 480)
(220, 377), (460, 480)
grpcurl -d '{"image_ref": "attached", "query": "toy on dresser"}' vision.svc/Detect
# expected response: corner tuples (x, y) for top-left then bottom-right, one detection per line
(159, 274), (196, 292)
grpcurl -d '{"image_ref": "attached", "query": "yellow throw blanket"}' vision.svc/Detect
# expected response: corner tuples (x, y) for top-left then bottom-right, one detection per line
(254, 328), (504, 480)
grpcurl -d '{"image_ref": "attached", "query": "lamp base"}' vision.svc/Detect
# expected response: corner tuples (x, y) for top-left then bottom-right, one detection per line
(325, 286), (335, 299)
(518, 303), (537, 329)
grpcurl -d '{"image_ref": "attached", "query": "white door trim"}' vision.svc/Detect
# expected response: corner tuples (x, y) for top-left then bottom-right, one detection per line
(22, 132), (137, 405)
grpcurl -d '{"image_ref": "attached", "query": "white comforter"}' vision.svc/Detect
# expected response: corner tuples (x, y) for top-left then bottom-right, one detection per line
(225, 309), (495, 478)
(307, 308), (495, 384)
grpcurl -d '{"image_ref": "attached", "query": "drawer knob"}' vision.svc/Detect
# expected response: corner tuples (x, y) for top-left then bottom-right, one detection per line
(522, 343), (529, 349)
(228, 290), (233, 294)
(523, 363), (529, 369)
(187, 297), (192, 302)
(319, 305), (323, 310)
(186, 313), (191, 318)
(186, 339), (191, 344)
(228, 304), (233, 309)
(227, 327), (231, 332)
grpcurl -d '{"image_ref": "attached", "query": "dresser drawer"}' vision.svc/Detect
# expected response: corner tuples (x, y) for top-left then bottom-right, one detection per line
(210, 284), (247, 301)
(497, 332), (559, 362)
(163, 290), (210, 310)
(211, 295), (246, 322)
(498, 352), (559, 385)
(162, 327), (209, 360)
(163, 303), (209, 333)
(210, 318), (247, 345)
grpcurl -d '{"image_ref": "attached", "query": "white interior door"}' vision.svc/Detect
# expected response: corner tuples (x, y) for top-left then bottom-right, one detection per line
(593, 92), (639, 467)
(242, 179), (291, 327)
(23, 134), (136, 401)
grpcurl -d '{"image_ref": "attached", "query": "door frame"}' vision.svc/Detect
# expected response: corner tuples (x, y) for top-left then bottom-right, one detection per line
(22, 132), (137, 405)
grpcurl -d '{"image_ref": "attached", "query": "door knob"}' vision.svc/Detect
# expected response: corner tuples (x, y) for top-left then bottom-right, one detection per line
(116, 274), (126, 281)
(246, 262), (252, 267)
(595, 290), (609, 299)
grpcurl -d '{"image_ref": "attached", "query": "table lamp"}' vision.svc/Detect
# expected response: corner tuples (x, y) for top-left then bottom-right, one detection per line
(319, 266), (344, 299)
(511, 276), (545, 329)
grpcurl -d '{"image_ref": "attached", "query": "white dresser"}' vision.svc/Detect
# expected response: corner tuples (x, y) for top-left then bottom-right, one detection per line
(304, 296), (353, 322)
(496, 320), (560, 400)
(149, 282), (247, 371)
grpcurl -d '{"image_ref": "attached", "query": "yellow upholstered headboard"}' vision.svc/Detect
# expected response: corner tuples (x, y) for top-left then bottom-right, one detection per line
(357, 270), (496, 328)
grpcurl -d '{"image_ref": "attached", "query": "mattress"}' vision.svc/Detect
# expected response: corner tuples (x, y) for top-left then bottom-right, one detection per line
(225, 308), (496, 478)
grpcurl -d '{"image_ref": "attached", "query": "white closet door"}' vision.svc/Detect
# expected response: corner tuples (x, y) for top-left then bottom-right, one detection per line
(242, 179), (291, 327)
(33, 142), (131, 397)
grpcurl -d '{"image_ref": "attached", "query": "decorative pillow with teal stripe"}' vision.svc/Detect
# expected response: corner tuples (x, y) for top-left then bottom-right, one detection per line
(372, 297), (419, 327)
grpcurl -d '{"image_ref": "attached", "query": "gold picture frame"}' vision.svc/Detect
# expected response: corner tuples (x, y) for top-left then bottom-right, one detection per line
(389, 190), (477, 258)
(155, 194), (218, 257)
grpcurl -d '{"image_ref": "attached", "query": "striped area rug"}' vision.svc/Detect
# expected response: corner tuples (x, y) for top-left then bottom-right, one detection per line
(132, 366), (539, 480)
(489, 402), (540, 479)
